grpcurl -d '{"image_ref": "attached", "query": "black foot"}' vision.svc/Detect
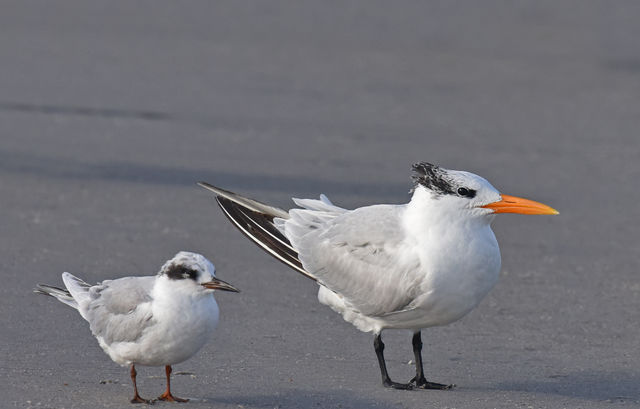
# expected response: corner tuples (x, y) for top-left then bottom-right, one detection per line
(410, 376), (455, 390)
(383, 379), (415, 390)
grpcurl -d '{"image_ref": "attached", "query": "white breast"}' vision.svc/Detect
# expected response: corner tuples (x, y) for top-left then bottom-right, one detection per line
(410, 223), (501, 327)
(103, 283), (219, 367)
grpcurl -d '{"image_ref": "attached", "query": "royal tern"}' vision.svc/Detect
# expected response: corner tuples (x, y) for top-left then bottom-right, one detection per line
(35, 251), (239, 403)
(198, 162), (557, 390)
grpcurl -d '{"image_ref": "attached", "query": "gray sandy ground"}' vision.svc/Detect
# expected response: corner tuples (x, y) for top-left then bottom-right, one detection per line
(1, 1), (639, 408)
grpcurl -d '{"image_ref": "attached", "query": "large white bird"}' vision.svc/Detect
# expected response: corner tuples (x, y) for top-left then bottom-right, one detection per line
(35, 251), (239, 403)
(198, 162), (557, 389)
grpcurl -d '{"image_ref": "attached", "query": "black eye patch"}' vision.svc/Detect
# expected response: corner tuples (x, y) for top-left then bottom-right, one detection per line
(457, 187), (476, 198)
(164, 263), (199, 281)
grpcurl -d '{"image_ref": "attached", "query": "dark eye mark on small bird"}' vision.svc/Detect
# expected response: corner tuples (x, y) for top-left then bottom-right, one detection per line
(164, 263), (199, 281)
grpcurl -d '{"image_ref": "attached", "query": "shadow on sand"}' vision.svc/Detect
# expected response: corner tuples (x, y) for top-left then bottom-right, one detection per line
(490, 370), (640, 404)
(198, 388), (399, 409)
(0, 149), (405, 200)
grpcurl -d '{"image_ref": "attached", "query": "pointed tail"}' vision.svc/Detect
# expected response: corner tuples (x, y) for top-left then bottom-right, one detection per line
(198, 182), (316, 281)
(34, 283), (78, 309)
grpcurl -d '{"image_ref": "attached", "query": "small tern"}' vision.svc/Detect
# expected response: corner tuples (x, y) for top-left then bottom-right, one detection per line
(198, 162), (557, 389)
(35, 251), (239, 403)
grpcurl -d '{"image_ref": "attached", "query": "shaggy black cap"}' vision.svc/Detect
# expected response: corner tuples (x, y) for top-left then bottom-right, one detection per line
(411, 162), (476, 198)
(411, 162), (456, 195)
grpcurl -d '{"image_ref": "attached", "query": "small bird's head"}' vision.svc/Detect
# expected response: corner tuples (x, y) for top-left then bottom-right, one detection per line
(411, 162), (558, 219)
(158, 251), (239, 294)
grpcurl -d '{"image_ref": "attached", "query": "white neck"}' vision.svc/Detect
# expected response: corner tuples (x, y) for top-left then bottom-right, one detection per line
(403, 186), (494, 239)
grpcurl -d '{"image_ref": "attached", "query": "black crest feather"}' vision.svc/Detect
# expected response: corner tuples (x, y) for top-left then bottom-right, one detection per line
(411, 162), (456, 195)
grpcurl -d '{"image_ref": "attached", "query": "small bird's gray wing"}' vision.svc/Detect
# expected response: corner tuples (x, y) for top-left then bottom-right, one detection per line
(283, 204), (423, 316)
(81, 276), (156, 345)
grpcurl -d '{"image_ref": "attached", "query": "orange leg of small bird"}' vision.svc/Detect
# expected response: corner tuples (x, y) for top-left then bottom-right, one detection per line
(129, 364), (151, 404)
(158, 365), (189, 402)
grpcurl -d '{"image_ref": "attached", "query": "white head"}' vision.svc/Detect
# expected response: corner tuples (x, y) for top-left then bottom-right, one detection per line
(410, 162), (558, 221)
(158, 251), (239, 294)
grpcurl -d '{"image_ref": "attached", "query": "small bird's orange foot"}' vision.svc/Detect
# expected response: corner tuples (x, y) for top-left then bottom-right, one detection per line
(158, 392), (189, 403)
(130, 394), (153, 404)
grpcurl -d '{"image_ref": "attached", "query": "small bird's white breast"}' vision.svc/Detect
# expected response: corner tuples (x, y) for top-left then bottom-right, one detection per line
(104, 279), (220, 367)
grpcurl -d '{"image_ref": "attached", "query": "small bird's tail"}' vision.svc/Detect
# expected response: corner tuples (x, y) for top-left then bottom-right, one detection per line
(34, 283), (78, 309)
(35, 272), (93, 310)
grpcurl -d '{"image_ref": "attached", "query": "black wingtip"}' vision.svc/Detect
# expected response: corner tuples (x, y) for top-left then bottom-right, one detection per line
(33, 284), (66, 297)
(215, 196), (316, 282)
(197, 181), (221, 193)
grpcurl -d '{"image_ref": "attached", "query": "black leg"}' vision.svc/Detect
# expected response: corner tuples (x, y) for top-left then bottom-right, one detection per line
(409, 331), (454, 390)
(374, 333), (413, 390)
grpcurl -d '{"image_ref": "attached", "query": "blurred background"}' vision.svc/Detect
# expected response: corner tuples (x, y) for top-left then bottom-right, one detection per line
(1, 1), (639, 408)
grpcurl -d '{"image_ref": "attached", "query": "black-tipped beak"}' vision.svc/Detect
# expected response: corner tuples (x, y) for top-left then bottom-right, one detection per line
(201, 277), (240, 293)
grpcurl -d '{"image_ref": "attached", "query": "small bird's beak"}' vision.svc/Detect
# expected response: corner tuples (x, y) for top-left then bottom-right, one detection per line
(481, 194), (559, 215)
(201, 278), (240, 292)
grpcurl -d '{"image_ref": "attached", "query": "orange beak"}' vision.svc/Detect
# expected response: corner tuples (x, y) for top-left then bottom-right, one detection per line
(482, 194), (559, 215)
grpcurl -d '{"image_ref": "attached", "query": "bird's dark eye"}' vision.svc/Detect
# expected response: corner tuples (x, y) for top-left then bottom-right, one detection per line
(457, 187), (476, 198)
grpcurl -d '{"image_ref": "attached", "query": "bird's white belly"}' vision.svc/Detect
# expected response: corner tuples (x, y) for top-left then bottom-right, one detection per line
(104, 296), (219, 367)
(319, 224), (501, 333)
(387, 226), (501, 329)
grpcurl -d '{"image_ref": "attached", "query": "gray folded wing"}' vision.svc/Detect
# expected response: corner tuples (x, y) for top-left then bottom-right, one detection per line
(281, 202), (424, 317)
(78, 276), (157, 345)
